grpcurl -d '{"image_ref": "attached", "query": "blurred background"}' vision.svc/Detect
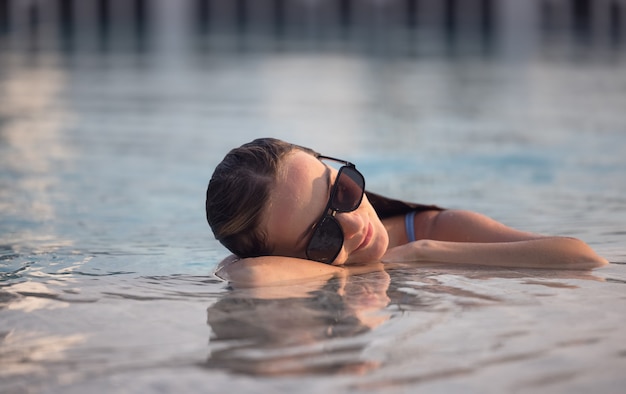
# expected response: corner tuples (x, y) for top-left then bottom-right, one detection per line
(1, 0), (625, 268)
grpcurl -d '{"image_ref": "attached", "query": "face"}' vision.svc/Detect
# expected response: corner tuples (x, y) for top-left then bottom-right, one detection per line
(262, 150), (389, 265)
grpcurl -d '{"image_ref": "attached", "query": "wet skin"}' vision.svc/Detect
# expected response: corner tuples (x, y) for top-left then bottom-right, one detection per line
(218, 151), (608, 288)
(261, 150), (389, 265)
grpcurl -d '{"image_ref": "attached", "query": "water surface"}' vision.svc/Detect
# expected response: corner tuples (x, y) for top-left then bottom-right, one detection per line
(1, 8), (626, 394)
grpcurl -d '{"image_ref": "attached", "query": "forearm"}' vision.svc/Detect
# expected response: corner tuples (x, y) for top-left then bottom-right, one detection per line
(215, 255), (387, 289)
(216, 255), (345, 287)
(383, 237), (608, 270)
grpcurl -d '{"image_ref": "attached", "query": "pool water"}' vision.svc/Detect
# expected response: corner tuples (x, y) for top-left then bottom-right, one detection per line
(2, 10), (626, 394)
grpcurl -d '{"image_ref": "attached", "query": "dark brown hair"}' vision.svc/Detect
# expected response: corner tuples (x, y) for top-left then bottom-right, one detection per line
(206, 138), (315, 258)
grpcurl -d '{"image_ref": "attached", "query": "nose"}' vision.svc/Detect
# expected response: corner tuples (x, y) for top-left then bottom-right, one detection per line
(335, 210), (362, 240)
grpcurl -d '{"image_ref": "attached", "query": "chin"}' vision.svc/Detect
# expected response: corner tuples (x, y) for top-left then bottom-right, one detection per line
(343, 213), (389, 264)
(348, 233), (388, 264)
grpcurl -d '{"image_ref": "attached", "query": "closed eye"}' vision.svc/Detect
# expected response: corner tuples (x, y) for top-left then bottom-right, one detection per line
(295, 165), (332, 251)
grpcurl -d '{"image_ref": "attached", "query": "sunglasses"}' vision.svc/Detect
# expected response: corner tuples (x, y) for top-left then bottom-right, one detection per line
(305, 155), (366, 264)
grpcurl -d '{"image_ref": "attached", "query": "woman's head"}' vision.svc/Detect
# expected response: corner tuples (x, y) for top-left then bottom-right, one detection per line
(206, 138), (389, 264)
(205, 138), (306, 258)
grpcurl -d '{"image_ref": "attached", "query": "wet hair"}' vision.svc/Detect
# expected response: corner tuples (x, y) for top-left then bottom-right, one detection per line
(206, 137), (443, 258)
(206, 138), (316, 258)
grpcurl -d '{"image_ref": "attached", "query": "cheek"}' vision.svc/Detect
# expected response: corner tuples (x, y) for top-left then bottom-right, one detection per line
(332, 249), (349, 266)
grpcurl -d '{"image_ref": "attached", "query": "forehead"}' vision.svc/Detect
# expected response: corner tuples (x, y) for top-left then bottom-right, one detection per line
(262, 150), (330, 255)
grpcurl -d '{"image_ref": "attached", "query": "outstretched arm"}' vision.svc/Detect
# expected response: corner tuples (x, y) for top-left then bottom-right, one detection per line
(215, 255), (341, 288)
(383, 210), (608, 270)
(215, 254), (385, 288)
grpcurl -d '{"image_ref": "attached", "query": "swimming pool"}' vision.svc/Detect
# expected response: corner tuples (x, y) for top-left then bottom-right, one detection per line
(1, 8), (626, 394)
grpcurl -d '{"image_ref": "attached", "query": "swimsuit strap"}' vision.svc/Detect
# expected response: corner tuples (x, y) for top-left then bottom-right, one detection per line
(405, 211), (417, 243)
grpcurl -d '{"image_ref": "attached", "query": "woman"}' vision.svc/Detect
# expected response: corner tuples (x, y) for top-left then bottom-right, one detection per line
(205, 138), (607, 286)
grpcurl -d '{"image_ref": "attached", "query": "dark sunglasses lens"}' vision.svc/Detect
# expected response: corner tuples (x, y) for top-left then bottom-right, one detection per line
(332, 167), (365, 212)
(306, 216), (343, 264)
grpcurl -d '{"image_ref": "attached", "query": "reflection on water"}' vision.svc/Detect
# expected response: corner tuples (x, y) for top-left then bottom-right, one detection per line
(0, 64), (74, 250)
(205, 269), (390, 376)
(203, 263), (613, 379)
(0, 263), (623, 392)
(0, 330), (87, 378)
(2, 281), (71, 312)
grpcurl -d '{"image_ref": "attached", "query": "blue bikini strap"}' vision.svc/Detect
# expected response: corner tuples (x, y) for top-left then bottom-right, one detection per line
(405, 211), (417, 243)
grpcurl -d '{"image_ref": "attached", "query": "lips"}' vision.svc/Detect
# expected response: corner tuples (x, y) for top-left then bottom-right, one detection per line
(354, 222), (373, 253)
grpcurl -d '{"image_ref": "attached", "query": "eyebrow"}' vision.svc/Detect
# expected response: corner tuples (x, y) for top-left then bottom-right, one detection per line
(295, 165), (332, 251)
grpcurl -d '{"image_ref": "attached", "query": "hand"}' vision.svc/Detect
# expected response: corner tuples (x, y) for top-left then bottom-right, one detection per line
(382, 240), (431, 264)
